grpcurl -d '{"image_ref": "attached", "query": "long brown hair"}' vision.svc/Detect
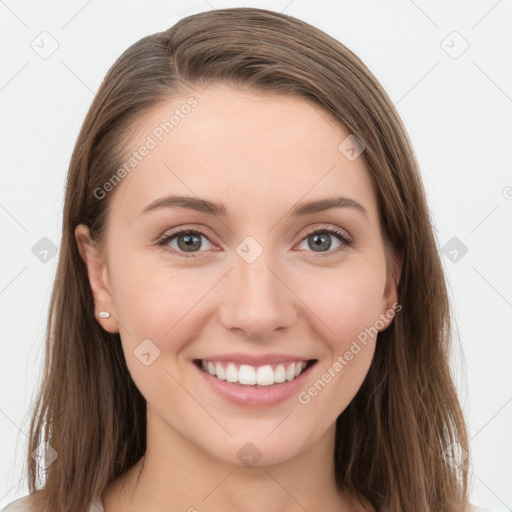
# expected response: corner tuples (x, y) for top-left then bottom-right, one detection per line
(25, 7), (470, 511)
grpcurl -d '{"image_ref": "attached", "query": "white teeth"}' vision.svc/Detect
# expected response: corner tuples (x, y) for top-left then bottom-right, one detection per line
(274, 364), (286, 383)
(215, 362), (226, 380)
(238, 364), (256, 385)
(256, 365), (275, 386)
(225, 363), (238, 383)
(285, 363), (296, 381)
(199, 360), (309, 386)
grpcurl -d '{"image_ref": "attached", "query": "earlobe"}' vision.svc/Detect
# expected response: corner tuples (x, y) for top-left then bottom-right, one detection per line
(74, 224), (119, 334)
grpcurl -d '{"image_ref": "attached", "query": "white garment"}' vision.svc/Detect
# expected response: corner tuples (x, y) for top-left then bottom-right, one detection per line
(0, 494), (503, 511)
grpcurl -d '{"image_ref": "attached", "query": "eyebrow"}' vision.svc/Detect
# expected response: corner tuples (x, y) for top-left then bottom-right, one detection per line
(139, 194), (368, 219)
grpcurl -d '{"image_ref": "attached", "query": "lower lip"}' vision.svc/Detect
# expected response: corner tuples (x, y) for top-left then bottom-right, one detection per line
(194, 361), (316, 407)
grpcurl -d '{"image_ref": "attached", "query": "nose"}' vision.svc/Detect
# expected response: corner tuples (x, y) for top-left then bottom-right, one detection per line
(218, 248), (299, 341)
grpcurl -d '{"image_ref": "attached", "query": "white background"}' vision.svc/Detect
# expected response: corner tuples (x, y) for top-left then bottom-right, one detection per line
(1, 1), (511, 510)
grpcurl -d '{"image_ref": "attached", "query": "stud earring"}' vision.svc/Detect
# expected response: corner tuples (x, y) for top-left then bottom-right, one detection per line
(98, 312), (111, 318)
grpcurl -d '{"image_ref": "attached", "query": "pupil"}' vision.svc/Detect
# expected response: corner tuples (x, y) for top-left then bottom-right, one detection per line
(310, 233), (330, 251)
(178, 233), (201, 252)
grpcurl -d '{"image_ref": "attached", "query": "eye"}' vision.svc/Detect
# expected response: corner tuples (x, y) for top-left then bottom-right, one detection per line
(157, 229), (215, 258)
(296, 225), (353, 256)
(157, 224), (353, 259)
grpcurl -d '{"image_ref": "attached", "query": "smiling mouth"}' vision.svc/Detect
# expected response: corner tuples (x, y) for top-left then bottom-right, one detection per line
(193, 359), (317, 387)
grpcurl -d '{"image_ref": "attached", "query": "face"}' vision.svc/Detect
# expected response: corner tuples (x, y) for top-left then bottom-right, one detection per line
(76, 84), (400, 468)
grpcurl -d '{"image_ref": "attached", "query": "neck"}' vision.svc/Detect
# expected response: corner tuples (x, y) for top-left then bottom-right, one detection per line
(102, 409), (373, 512)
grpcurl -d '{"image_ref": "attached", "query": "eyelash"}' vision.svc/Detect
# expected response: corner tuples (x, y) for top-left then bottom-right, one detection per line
(157, 224), (353, 259)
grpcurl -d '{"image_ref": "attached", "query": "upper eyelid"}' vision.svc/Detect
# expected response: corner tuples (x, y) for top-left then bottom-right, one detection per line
(158, 225), (219, 245)
(301, 224), (351, 238)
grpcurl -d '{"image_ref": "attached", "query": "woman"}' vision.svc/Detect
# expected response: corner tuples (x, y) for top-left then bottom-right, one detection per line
(1, 7), (498, 512)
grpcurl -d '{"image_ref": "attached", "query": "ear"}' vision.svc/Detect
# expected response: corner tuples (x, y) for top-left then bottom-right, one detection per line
(75, 224), (119, 334)
(379, 248), (403, 331)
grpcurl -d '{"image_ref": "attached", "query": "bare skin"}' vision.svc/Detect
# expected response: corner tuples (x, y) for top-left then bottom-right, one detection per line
(76, 84), (401, 512)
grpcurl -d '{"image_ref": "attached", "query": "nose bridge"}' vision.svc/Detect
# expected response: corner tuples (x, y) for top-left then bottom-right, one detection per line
(218, 238), (297, 338)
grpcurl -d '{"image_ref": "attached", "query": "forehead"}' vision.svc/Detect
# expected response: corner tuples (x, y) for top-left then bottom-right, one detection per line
(109, 84), (378, 223)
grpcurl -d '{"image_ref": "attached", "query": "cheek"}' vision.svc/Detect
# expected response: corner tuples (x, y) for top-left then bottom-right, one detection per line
(108, 253), (206, 405)
(108, 249), (223, 382)
(294, 270), (384, 426)
(110, 246), (206, 334)
(301, 259), (387, 348)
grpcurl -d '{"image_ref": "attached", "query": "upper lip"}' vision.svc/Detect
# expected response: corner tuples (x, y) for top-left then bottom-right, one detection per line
(195, 353), (316, 366)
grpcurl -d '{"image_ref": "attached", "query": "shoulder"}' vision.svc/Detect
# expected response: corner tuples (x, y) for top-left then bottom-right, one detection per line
(469, 503), (503, 512)
(1, 495), (36, 512)
(1, 494), (103, 512)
